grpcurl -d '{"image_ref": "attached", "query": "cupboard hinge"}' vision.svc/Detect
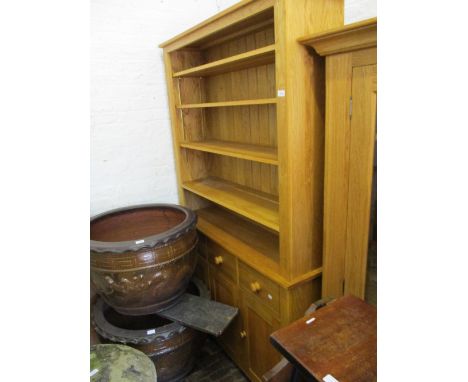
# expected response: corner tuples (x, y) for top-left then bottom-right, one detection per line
(349, 97), (353, 119)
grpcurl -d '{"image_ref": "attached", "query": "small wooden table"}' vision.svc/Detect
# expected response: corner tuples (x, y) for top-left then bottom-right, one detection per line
(270, 296), (376, 382)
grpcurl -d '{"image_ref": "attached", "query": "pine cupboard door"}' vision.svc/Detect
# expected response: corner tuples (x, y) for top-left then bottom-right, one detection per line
(322, 46), (377, 301)
(241, 291), (281, 382)
(210, 269), (246, 367)
(344, 64), (377, 298)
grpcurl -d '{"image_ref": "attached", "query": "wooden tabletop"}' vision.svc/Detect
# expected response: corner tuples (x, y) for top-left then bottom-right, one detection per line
(270, 295), (376, 382)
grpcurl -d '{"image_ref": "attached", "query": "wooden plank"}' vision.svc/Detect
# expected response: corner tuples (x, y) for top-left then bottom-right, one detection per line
(197, 207), (280, 268)
(270, 296), (376, 382)
(173, 44), (275, 78)
(180, 140), (278, 165)
(322, 52), (353, 299)
(199, 207), (323, 289)
(157, 293), (238, 336)
(177, 98), (277, 109)
(183, 177), (279, 231)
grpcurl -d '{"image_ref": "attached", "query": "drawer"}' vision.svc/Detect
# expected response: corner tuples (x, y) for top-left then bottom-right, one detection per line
(206, 240), (237, 282)
(239, 262), (280, 315)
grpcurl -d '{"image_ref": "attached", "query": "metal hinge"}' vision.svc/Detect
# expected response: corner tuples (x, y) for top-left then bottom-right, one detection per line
(349, 97), (353, 119)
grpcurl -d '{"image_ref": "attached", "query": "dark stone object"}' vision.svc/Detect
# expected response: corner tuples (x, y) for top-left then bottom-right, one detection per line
(93, 279), (208, 382)
(90, 204), (198, 315)
(157, 293), (238, 336)
(90, 344), (157, 382)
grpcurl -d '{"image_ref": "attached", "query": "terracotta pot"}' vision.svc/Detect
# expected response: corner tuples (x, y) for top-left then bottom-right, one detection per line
(92, 279), (209, 382)
(91, 204), (198, 315)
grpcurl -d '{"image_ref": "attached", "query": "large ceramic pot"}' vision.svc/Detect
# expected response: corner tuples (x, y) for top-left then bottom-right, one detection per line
(91, 204), (198, 315)
(93, 279), (208, 382)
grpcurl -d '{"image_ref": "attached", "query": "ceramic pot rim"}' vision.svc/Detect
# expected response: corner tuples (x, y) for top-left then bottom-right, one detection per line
(92, 278), (209, 344)
(90, 203), (197, 254)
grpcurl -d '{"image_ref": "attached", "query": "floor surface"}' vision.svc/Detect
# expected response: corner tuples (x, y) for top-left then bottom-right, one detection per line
(184, 338), (248, 382)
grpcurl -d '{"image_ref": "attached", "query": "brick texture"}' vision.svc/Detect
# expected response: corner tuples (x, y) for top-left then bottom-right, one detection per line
(90, 0), (238, 216)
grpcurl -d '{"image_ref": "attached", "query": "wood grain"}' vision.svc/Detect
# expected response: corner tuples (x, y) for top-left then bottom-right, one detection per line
(270, 296), (376, 382)
(305, 19), (377, 300)
(344, 64), (377, 298)
(177, 98), (277, 108)
(298, 17), (377, 56)
(180, 140), (278, 165)
(322, 52), (353, 298)
(183, 177), (279, 231)
(173, 44), (275, 78)
(161, 1), (346, 379)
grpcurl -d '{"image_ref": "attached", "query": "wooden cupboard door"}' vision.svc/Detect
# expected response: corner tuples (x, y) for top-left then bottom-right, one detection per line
(344, 64), (377, 298)
(241, 292), (281, 382)
(210, 268), (246, 367)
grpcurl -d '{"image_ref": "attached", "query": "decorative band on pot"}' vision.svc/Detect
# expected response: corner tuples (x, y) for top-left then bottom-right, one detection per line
(91, 204), (198, 315)
(92, 278), (209, 382)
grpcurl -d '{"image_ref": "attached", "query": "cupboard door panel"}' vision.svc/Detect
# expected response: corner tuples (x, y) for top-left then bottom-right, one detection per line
(211, 269), (246, 366)
(322, 52), (353, 298)
(344, 64), (377, 298)
(242, 292), (281, 381)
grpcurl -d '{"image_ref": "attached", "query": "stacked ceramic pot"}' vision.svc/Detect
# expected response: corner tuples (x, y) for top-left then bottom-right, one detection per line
(90, 204), (207, 382)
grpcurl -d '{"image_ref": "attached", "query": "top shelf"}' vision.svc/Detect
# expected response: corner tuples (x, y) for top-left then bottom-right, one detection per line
(173, 44), (275, 78)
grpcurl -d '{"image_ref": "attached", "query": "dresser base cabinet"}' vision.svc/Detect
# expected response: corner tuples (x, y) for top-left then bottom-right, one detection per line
(199, 234), (321, 381)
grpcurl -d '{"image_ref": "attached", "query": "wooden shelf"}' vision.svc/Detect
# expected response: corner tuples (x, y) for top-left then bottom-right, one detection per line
(173, 44), (275, 78)
(197, 206), (322, 289)
(183, 177), (279, 231)
(177, 98), (277, 109)
(197, 206), (279, 268)
(180, 140), (278, 165)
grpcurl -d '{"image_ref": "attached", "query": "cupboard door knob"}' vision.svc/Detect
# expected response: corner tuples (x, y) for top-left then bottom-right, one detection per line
(250, 281), (261, 293)
(214, 256), (223, 265)
(240, 330), (247, 339)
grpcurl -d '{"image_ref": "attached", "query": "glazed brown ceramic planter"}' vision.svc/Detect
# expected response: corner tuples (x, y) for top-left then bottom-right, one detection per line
(91, 204), (198, 315)
(93, 279), (209, 382)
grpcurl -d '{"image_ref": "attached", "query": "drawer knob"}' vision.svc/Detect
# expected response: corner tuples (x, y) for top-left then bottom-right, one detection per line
(240, 330), (247, 339)
(214, 256), (223, 265)
(250, 281), (261, 293)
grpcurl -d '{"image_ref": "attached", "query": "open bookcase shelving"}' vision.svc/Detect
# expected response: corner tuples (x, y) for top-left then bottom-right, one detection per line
(161, 1), (344, 379)
(162, 0), (341, 290)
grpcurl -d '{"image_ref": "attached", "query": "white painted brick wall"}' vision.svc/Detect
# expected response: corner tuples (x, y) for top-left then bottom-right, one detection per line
(91, 0), (374, 216)
(345, 0), (377, 24)
(91, 0), (238, 215)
